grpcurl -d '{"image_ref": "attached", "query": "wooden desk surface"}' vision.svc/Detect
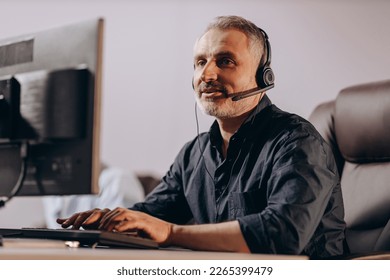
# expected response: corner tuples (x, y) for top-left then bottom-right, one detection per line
(0, 239), (308, 260)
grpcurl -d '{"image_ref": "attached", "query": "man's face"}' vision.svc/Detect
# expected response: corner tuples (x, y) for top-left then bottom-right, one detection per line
(193, 28), (259, 119)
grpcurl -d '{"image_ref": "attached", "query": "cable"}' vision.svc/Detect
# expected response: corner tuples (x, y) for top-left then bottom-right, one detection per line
(0, 141), (29, 208)
(194, 102), (214, 181)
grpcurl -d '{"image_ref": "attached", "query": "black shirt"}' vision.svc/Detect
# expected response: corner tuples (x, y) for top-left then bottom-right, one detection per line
(131, 95), (346, 258)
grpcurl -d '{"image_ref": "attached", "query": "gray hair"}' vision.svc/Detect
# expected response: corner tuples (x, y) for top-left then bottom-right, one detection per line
(203, 15), (267, 67)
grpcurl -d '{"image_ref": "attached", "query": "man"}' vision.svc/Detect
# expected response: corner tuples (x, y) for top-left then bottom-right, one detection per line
(58, 15), (346, 258)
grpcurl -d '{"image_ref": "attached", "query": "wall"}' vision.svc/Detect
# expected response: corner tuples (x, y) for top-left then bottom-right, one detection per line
(1, 0), (389, 227)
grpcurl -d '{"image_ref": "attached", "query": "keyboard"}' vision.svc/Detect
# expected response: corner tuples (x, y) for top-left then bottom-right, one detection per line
(0, 227), (159, 249)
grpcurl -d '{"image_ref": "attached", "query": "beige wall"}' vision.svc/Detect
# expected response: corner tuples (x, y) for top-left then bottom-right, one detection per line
(1, 0), (389, 226)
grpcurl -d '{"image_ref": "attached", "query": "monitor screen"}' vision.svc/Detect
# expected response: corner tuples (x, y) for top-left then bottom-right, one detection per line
(0, 18), (104, 204)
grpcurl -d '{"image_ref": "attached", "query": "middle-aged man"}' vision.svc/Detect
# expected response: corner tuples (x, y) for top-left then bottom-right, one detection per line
(58, 15), (347, 259)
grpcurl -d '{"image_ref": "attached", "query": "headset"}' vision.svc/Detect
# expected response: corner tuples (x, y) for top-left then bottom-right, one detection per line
(255, 27), (275, 90)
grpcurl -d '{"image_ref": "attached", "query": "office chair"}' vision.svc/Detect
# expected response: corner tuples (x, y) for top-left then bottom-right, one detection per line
(309, 79), (390, 259)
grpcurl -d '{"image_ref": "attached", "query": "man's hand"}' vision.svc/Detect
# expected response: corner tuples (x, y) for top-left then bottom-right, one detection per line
(99, 207), (174, 246)
(56, 208), (111, 229)
(57, 207), (173, 246)
(57, 208), (249, 252)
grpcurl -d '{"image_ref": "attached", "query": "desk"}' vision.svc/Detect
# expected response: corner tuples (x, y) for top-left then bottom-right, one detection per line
(0, 239), (307, 260)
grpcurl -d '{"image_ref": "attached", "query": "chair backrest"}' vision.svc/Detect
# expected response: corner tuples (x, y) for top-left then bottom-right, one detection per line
(309, 79), (390, 254)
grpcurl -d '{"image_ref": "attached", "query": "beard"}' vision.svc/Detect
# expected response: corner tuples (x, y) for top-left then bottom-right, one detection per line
(195, 95), (248, 119)
(195, 80), (259, 119)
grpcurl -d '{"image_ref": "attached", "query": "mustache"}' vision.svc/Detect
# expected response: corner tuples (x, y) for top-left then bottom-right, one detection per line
(197, 82), (261, 100)
(198, 82), (228, 97)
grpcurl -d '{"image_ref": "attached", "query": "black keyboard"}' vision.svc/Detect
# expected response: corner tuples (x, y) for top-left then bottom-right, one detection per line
(0, 227), (159, 249)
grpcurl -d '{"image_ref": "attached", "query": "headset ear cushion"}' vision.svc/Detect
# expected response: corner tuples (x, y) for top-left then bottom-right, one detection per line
(255, 66), (263, 87)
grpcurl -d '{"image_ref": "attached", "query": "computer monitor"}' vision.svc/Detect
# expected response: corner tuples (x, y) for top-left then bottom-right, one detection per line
(0, 18), (104, 205)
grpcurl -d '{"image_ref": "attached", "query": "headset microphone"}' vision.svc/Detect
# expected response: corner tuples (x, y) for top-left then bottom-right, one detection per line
(231, 84), (274, 101)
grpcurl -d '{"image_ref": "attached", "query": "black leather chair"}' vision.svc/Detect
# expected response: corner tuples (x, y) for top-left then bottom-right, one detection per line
(309, 79), (390, 259)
